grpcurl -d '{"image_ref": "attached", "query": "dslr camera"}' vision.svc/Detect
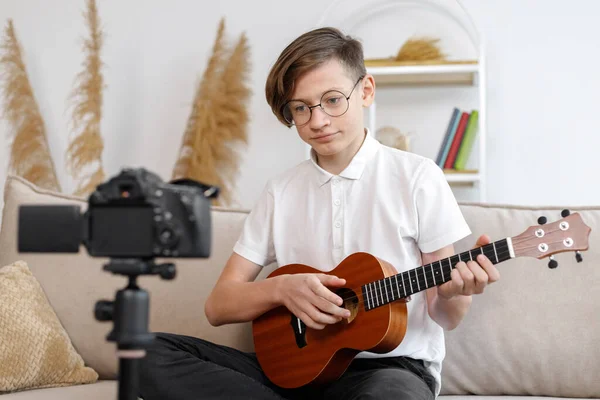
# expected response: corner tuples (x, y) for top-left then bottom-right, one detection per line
(19, 167), (218, 258)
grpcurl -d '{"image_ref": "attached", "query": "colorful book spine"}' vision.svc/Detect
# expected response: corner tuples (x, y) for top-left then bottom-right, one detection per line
(436, 107), (459, 167)
(454, 110), (479, 170)
(444, 111), (469, 169)
(437, 108), (461, 168)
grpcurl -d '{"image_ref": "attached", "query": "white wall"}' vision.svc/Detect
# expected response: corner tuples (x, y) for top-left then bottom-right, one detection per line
(1, 0), (599, 216)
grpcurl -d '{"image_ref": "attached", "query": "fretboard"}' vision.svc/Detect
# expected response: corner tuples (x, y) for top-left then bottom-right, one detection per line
(361, 239), (513, 311)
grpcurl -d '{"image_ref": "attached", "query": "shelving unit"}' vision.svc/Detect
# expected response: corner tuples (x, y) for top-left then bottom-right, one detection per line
(312, 0), (487, 202)
(366, 59), (486, 198)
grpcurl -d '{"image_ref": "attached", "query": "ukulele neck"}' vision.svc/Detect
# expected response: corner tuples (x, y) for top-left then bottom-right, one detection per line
(362, 239), (513, 311)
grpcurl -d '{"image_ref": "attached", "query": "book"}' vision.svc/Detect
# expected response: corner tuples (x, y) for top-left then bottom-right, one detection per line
(438, 108), (461, 167)
(454, 110), (479, 170)
(435, 107), (459, 167)
(444, 111), (469, 169)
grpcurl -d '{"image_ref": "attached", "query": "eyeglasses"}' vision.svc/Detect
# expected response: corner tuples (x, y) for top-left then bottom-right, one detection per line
(282, 76), (364, 126)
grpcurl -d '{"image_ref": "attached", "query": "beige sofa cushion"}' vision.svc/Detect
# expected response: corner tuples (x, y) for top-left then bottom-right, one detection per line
(0, 175), (255, 380)
(443, 203), (600, 397)
(0, 260), (98, 393)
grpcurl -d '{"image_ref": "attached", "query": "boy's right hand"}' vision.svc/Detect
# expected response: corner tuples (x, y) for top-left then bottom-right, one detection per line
(275, 273), (351, 330)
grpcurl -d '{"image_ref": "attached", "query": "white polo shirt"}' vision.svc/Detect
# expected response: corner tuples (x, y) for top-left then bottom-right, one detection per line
(233, 130), (471, 395)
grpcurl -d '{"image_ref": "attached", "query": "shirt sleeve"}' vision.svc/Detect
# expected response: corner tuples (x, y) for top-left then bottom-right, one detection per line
(412, 159), (472, 253)
(233, 180), (276, 266)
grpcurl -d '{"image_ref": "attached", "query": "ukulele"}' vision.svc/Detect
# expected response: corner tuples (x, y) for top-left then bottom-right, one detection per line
(252, 210), (591, 389)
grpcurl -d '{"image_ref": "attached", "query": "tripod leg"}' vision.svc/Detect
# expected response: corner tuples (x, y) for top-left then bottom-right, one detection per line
(119, 357), (141, 400)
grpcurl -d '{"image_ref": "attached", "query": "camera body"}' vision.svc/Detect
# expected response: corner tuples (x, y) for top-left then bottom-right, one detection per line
(18, 168), (218, 259)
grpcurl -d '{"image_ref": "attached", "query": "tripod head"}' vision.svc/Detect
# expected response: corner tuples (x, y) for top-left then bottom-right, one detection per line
(95, 258), (175, 350)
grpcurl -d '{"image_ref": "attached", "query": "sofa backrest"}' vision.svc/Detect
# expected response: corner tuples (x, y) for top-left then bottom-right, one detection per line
(1, 175), (599, 397)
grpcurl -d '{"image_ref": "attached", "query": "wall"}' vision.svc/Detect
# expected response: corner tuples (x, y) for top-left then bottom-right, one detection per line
(1, 0), (599, 218)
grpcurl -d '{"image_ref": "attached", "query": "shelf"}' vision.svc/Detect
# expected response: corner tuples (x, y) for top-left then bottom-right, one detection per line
(444, 170), (480, 184)
(366, 63), (479, 86)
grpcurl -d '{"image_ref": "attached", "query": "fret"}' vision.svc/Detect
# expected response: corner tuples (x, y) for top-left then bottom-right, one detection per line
(501, 239), (510, 261)
(387, 277), (395, 301)
(431, 263), (436, 286)
(439, 260), (444, 281)
(377, 281), (384, 305)
(365, 285), (371, 310)
(497, 241), (505, 262)
(483, 245), (493, 263)
(402, 272), (409, 298)
(384, 278), (391, 302)
(408, 270), (414, 295)
(469, 250), (473, 261)
(423, 265), (431, 289)
(454, 254), (461, 266)
(492, 242), (499, 263)
(400, 274), (407, 297)
(371, 282), (378, 307)
(394, 275), (401, 299)
(416, 268), (421, 291)
(463, 250), (467, 262)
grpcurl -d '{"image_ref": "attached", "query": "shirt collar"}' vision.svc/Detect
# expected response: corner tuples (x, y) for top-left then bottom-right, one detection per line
(309, 129), (380, 186)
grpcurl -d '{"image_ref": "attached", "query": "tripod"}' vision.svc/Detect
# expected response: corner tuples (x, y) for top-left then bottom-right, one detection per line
(94, 258), (177, 400)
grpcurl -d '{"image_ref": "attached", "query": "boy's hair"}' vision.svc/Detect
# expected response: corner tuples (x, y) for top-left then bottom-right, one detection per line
(265, 27), (367, 127)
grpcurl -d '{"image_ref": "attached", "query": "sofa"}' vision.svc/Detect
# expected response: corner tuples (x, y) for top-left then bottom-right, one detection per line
(0, 174), (598, 399)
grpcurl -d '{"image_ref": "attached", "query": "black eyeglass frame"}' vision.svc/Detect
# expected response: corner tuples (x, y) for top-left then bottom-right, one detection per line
(282, 75), (365, 126)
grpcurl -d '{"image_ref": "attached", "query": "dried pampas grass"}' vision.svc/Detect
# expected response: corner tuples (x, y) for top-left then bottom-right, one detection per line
(65, 0), (105, 197)
(210, 32), (250, 205)
(172, 18), (251, 206)
(395, 37), (446, 62)
(172, 18), (227, 198)
(0, 20), (61, 192)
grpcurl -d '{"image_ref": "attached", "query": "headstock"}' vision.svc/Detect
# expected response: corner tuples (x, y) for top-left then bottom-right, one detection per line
(511, 209), (591, 268)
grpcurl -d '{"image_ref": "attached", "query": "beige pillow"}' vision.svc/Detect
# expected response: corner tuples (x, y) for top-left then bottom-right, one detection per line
(0, 260), (98, 393)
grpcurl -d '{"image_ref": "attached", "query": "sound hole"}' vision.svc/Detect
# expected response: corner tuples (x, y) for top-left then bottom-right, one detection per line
(336, 288), (359, 323)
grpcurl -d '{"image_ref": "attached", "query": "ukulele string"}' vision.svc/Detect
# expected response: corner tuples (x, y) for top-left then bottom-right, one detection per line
(331, 247), (524, 308)
(338, 234), (569, 306)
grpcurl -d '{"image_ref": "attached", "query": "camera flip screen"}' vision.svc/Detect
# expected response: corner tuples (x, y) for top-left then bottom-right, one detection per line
(88, 207), (155, 257)
(18, 205), (83, 253)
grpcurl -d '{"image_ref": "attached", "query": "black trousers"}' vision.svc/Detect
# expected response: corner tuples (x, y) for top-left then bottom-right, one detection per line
(138, 332), (436, 400)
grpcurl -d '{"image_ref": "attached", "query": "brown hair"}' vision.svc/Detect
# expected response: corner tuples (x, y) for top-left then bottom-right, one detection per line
(265, 27), (367, 127)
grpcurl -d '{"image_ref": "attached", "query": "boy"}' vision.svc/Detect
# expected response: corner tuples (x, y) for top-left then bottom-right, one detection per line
(139, 27), (499, 400)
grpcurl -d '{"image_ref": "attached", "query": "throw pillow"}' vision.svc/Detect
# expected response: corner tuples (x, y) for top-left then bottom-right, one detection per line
(0, 260), (98, 393)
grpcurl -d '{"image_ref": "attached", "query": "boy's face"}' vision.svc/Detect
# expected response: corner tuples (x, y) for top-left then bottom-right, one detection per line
(289, 59), (375, 158)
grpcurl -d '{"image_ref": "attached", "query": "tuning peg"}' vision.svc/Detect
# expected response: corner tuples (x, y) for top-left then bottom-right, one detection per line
(548, 255), (558, 269)
(561, 209), (571, 218)
(576, 251), (583, 263)
(537, 216), (547, 225)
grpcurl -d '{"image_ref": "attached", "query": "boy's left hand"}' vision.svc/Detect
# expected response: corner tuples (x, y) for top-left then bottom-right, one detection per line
(437, 234), (500, 300)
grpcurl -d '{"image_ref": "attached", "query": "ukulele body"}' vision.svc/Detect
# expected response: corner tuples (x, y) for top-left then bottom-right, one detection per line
(252, 252), (408, 389)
